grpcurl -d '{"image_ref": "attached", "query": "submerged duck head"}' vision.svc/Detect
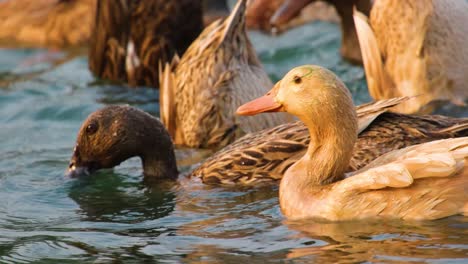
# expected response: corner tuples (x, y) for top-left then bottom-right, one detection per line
(67, 105), (178, 180)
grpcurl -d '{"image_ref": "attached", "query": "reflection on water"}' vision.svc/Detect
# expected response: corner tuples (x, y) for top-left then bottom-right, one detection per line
(0, 21), (467, 263)
(286, 217), (468, 263)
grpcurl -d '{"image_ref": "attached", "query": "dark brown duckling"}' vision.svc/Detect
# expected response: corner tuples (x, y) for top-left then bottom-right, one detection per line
(67, 102), (468, 186)
(88, 0), (203, 87)
(67, 105), (178, 179)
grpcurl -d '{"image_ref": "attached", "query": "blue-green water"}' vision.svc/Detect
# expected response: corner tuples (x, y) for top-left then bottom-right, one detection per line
(0, 22), (467, 263)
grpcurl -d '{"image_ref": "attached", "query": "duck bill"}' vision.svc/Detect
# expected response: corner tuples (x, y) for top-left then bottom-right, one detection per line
(270, 0), (311, 26)
(65, 147), (99, 178)
(66, 165), (91, 178)
(236, 83), (284, 115)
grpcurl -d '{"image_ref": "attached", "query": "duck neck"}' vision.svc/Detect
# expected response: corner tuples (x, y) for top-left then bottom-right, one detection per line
(306, 115), (356, 185)
(141, 150), (178, 181)
(279, 107), (357, 218)
(138, 124), (179, 180)
(283, 99), (358, 187)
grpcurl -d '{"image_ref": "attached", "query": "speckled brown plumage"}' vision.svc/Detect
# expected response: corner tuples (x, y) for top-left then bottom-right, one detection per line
(160, 0), (290, 149)
(0, 0), (95, 47)
(88, 0), (203, 87)
(191, 102), (468, 185)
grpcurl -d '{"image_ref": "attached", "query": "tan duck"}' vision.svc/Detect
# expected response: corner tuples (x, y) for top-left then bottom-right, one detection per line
(89, 0), (203, 87)
(159, 0), (290, 149)
(0, 0), (95, 48)
(67, 99), (468, 186)
(353, 0), (468, 114)
(237, 65), (468, 220)
(246, 0), (372, 64)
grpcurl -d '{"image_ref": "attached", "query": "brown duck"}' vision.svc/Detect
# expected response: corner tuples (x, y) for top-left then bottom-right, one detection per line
(159, 0), (290, 149)
(88, 0), (203, 87)
(67, 100), (468, 186)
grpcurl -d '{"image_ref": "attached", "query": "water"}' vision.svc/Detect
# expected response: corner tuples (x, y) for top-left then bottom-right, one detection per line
(0, 21), (467, 263)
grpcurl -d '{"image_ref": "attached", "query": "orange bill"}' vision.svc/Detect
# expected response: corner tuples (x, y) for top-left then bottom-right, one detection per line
(236, 83), (284, 115)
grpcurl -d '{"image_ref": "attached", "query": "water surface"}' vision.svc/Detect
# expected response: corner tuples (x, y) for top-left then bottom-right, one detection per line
(0, 21), (467, 263)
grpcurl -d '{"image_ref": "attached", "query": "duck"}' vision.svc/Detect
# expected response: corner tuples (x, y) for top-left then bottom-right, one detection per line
(353, 0), (468, 114)
(88, 0), (204, 87)
(159, 0), (290, 149)
(67, 99), (468, 187)
(246, 0), (372, 64)
(237, 65), (468, 220)
(0, 0), (95, 48)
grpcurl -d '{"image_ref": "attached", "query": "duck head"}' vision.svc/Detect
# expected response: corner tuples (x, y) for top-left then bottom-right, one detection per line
(237, 65), (358, 184)
(237, 65), (356, 127)
(67, 105), (178, 180)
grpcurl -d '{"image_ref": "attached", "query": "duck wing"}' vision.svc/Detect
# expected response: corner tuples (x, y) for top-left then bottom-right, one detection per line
(336, 137), (468, 220)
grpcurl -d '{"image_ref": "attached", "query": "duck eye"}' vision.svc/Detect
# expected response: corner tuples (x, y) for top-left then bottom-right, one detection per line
(86, 122), (98, 135)
(293, 76), (302, 84)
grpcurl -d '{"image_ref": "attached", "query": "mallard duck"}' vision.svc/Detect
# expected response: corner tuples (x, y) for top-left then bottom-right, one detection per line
(0, 0), (95, 48)
(66, 100), (468, 186)
(246, 0), (372, 64)
(88, 0), (203, 87)
(237, 65), (468, 220)
(159, 0), (290, 149)
(353, 0), (468, 114)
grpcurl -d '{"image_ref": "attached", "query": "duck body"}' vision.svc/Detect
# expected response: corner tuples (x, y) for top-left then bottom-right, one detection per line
(0, 0), (95, 47)
(238, 65), (468, 220)
(89, 0), (203, 87)
(280, 139), (468, 221)
(159, 0), (290, 149)
(354, 0), (468, 113)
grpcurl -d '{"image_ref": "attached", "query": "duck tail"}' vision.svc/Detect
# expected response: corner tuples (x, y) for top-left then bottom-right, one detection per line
(353, 8), (394, 100)
(158, 60), (176, 141)
(220, 0), (247, 43)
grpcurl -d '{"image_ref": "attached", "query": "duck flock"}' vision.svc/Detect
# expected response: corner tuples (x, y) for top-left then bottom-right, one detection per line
(1, 0), (467, 221)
